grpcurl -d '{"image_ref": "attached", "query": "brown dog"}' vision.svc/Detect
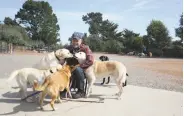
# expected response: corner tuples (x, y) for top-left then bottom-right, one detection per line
(33, 64), (77, 111)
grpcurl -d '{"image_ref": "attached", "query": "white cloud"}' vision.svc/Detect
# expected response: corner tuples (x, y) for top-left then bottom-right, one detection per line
(55, 11), (123, 22)
(123, 0), (157, 12)
(133, 0), (151, 8)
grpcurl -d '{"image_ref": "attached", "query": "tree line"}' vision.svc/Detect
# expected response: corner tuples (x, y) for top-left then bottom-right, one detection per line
(73, 12), (182, 58)
(0, 0), (182, 57)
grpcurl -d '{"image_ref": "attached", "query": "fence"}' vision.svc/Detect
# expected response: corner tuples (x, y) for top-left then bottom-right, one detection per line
(0, 41), (62, 54)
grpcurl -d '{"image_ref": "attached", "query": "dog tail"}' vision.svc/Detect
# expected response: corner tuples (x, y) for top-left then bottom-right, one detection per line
(7, 70), (19, 82)
(33, 77), (50, 91)
(122, 73), (129, 87)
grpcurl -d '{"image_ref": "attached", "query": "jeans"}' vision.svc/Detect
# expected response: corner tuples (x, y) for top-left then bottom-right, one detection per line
(71, 67), (85, 92)
(60, 67), (85, 97)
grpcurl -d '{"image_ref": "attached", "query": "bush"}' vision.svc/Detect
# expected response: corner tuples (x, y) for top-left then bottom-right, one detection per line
(104, 39), (124, 54)
(84, 35), (105, 52)
(163, 45), (183, 58)
(148, 48), (163, 57)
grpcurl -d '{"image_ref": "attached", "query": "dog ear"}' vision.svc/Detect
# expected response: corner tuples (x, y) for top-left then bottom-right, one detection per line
(99, 56), (103, 60)
(105, 56), (109, 61)
(55, 49), (64, 58)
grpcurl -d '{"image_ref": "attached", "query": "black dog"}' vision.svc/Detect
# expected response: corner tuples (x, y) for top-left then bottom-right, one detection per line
(99, 55), (111, 85)
(65, 57), (79, 66)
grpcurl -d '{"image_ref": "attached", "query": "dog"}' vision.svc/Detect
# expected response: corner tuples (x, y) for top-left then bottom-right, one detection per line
(7, 67), (57, 102)
(74, 52), (128, 100)
(127, 51), (135, 56)
(33, 64), (77, 111)
(32, 48), (73, 71)
(99, 55), (111, 85)
(138, 52), (146, 57)
(148, 52), (152, 57)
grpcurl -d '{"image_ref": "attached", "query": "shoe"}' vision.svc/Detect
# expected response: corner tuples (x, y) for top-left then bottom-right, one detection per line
(72, 91), (85, 99)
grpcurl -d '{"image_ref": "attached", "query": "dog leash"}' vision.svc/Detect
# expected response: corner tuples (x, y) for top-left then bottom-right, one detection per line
(21, 91), (42, 101)
(61, 98), (104, 103)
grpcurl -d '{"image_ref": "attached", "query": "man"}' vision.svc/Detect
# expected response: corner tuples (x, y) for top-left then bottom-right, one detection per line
(62, 32), (94, 99)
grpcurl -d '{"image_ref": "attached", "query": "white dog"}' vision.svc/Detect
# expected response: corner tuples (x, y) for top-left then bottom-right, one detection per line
(32, 48), (73, 70)
(7, 68), (56, 102)
(74, 52), (128, 100)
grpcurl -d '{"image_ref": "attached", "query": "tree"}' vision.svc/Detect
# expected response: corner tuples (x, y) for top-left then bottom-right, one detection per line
(15, 0), (60, 45)
(100, 19), (123, 41)
(0, 24), (30, 53)
(82, 12), (103, 35)
(104, 39), (124, 53)
(122, 29), (140, 51)
(0, 24), (28, 45)
(132, 36), (143, 52)
(146, 20), (171, 55)
(4, 17), (18, 26)
(84, 34), (104, 51)
(175, 13), (183, 42)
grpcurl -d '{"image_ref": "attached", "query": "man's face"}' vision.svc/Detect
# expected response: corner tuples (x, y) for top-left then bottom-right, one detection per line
(72, 38), (82, 48)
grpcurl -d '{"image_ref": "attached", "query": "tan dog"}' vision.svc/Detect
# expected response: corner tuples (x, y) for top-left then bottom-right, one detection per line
(33, 65), (77, 111)
(148, 52), (152, 57)
(74, 52), (128, 100)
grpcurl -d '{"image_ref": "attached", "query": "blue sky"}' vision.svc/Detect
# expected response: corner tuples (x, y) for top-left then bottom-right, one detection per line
(0, 0), (182, 44)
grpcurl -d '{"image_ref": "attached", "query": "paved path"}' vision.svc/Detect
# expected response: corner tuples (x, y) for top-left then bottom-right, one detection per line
(0, 78), (182, 116)
(0, 53), (182, 116)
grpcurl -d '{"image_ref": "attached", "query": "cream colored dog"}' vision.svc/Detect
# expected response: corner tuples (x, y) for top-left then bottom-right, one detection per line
(32, 48), (73, 70)
(7, 68), (56, 102)
(74, 52), (128, 100)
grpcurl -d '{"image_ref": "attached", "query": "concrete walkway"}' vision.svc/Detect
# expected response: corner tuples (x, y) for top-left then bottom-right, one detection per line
(0, 78), (182, 116)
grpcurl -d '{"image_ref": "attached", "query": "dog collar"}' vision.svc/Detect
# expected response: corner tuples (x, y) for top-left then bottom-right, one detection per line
(54, 51), (60, 61)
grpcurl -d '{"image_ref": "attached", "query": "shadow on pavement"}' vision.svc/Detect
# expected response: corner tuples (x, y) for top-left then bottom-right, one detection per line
(0, 98), (40, 115)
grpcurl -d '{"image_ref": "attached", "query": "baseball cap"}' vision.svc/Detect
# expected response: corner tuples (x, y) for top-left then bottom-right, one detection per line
(72, 32), (84, 40)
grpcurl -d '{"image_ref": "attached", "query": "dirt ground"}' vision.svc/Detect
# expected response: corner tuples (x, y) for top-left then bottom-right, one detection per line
(134, 58), (183, 77)
(0, 51), (182, 92)
(2, 51), (183, 78)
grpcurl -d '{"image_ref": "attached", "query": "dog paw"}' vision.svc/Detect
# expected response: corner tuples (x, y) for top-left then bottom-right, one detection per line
(85, 94), (89, 98)
(90, 90), (92, 94)
(117, 97), (121, 100)
(56, 99), (62, 103)
(114, 93), (119, 96)
(40, 107), (44, 111)
(52, 107), (58, 111)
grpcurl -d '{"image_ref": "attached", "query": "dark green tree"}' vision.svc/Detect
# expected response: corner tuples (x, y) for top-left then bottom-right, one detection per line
(100, 19), (123, 41)
(175, 13), (183, 42)
(4, 17), (18, 26)
(146, 20), (171, 55)
(15, 0), (60, 45)
(122, 29), (140, 51)
(82, 12), (103, 35)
